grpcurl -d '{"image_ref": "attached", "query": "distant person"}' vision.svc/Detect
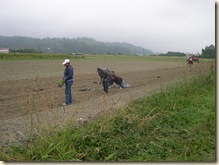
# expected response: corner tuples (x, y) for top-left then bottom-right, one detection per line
(188, 58), (193, 65)
(111, 71), (131, 89)
(62, 59), (74, 105)
(188, 58), (193, 72)
(97, 67), (112, 93)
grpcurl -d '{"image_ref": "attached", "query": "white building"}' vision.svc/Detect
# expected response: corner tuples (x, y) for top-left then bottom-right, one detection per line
(0, 48), (10, 53)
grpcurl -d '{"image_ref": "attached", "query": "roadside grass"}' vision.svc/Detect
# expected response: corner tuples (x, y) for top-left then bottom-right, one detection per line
(0, 64), (215, 161)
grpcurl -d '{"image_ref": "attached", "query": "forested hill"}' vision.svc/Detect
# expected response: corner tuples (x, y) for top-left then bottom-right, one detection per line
(0, 36), (153, 55)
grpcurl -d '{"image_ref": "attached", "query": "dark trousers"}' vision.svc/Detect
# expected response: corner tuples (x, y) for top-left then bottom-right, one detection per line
(102, 75), (112, 93)
(65, 80), (73, 104)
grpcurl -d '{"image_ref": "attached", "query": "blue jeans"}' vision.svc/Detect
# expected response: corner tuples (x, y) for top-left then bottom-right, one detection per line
(120, 80), (129, 88)
(65, 80), (73, 104)
(103, 75), (112, 93)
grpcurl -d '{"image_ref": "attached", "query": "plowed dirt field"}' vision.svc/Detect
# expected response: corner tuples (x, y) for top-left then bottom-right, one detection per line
(0, 58), (211, 146)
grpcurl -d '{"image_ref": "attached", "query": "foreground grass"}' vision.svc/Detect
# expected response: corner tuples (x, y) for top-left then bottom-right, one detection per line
(0, 65), (215, 161)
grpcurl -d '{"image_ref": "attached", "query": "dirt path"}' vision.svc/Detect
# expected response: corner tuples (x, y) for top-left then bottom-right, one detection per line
(0, 62), (211, 146)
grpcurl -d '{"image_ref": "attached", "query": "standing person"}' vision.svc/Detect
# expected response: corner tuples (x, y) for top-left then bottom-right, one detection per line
(62, 59), (74, 105)
(111, 72), (131, 88)
(97, 67), (112, 93)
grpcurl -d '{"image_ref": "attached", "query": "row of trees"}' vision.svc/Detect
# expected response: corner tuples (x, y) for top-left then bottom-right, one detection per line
(158, 51), (186, 56)
(157, 44), (215, 58)
(1, 35), (214, 57)
(0, 36), (153, 55)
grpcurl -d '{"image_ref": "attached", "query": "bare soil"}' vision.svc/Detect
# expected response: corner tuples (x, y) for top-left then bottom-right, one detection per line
(0, 59), (211, 146)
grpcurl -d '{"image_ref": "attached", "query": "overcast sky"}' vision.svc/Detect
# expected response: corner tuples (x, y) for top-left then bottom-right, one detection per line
(0, 0), (215, 53)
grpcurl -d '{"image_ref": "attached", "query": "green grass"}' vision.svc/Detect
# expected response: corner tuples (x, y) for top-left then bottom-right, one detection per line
(0, 64), (215, 161)
(0, 53), (85, 60)
(0, 52), (187, 62)
(0, 53), (214, 63)
(84, 54), (187, 62)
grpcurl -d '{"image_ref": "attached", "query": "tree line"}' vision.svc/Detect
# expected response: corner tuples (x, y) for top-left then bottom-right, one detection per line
(0, 36), (153, 55)
(158, 51), (186, 56)
(201, 44), (215, 58)
(157, 44), (215, 58)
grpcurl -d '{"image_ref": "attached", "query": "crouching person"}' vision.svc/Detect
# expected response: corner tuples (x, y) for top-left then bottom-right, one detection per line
(97, 67), (112, 93)
(111, 72), (131, 89)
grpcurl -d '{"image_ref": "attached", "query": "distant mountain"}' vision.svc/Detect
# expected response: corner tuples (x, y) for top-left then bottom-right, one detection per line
(0, 35), (153, 55)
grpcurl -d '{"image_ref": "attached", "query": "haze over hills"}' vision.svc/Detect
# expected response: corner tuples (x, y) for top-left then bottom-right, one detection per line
(0, 35), (153, 55)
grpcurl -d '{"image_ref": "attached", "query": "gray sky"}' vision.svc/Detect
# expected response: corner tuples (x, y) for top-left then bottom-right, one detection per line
(0, 0), (215, 53)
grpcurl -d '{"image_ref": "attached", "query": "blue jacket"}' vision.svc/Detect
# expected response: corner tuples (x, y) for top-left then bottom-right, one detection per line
(63, 65), (74, 82)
